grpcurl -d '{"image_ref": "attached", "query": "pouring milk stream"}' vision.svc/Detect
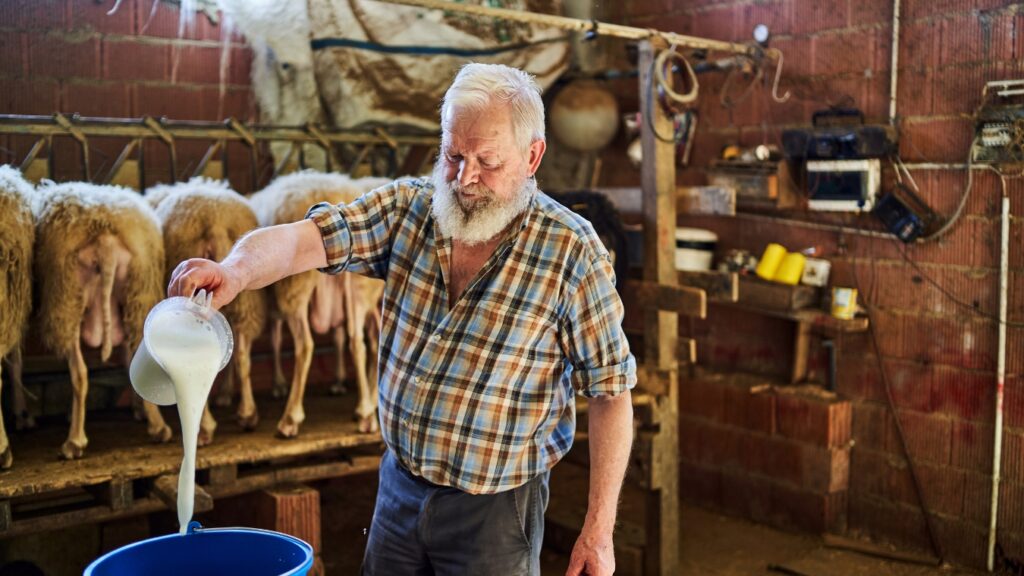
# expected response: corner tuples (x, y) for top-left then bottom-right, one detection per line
(130, 290), (232, 535)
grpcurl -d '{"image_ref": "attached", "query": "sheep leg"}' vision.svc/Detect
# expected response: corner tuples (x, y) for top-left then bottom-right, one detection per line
(235, 333), (259, 430)
(349, 306), (378, 434)
(0, 359), (12, 469)
(198, 403), (217, 447)
(140, 400), (172, 443)
(329, 326), (348, 396)
(9, 347), (35, 430)
(277, 312), (312, 438)
(271, 318), (288, 399)
(214, 359), (235, 408)
(61, 341), (90, 460)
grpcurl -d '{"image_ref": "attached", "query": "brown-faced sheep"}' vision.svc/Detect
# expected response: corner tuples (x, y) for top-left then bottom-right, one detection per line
(146, 178), (267, 444)
(0, 166), (35, 469)
(250, 171), (386, 437)
(32, 181), (171, 459)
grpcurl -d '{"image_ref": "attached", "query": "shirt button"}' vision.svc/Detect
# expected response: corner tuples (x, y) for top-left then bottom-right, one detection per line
(414, 376), (422, 384)
(431, 333), (441, 343)
(402, 418), (409, 427)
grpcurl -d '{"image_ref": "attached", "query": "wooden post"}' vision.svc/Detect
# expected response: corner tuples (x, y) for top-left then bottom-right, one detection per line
(256, 484), (324, 576)
(638, 39), (680, 576)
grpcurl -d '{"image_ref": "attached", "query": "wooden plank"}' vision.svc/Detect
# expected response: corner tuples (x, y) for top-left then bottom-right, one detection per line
(152, 474), (213, 515)
(206, 456), (381, 500)
(84, 478), (133, 511)
(0, 500), (9, 531)
(638, 39), (681, 576)
(1, 498), (166, 540)
(207, 464), (238, 486)
(791, 321), (812, 384)
(678, 270), (738, 302)
(627, 280), (706, 319)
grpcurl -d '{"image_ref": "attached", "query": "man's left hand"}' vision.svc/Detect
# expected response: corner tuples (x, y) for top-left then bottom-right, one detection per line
(565, 528), (615, 576)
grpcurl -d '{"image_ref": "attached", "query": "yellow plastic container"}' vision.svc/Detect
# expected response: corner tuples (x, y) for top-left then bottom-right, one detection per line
(773, 252), (806, 285)
(831, 287), (859, 320)
(755, 243), (787, 280)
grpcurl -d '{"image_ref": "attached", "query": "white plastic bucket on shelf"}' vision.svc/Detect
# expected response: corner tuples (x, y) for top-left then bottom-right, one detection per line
(675, 228), (718, 271)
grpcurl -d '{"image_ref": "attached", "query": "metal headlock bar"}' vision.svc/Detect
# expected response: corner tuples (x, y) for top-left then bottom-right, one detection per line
(0, 114), (439, 186)
(0, 114), (438, 146)
(368, 0), (759, 56)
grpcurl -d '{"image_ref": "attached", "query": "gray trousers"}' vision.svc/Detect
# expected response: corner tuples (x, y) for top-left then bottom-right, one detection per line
(361, 450), (550, 576)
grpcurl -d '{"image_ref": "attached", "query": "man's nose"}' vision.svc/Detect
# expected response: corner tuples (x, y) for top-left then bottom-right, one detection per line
(457, 158), (479, 186)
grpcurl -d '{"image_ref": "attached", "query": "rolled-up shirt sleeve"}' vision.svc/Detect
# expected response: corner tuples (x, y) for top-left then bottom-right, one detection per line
(305, 180), (409, 278)
(558, 253), (637, 398)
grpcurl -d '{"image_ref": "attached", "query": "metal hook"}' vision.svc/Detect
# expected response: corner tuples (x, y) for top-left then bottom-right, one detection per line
(769, 48), (791, 103)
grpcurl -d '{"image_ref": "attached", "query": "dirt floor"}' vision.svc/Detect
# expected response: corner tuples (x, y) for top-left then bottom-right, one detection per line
(319, 469), (984, 576)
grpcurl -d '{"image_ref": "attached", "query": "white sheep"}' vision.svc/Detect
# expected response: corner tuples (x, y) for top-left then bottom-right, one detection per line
(147, 178), (268, 445)
(0, 166), (35, 469)
(32, 181), (171, 459)
(250, 171), (387, 437)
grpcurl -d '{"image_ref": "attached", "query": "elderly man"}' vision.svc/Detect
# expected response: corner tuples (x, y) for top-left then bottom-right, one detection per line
(168, 63), (635, 576)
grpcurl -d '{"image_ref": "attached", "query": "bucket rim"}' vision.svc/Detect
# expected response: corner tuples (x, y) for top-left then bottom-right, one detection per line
(83, 526), (314, 576)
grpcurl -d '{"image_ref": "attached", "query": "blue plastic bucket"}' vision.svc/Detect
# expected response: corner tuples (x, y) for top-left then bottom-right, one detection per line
(84, 522), (313, 576)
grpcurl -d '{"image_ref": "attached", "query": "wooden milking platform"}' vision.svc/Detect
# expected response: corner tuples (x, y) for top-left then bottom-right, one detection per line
(0, 393), (382, 540)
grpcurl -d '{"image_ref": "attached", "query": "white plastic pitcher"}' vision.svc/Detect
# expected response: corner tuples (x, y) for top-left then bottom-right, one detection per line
(129, 290), (233, 406)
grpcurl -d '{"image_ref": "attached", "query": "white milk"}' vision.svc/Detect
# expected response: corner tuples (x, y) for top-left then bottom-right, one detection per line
(145, 309), (222, 535)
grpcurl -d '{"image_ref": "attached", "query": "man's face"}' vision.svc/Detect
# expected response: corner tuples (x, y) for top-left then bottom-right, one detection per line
(430, 102), (546, 245)
(439, 103), (532, 213)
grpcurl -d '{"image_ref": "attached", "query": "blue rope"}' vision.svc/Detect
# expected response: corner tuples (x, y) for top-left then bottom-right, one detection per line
(310, 35), (568, 57)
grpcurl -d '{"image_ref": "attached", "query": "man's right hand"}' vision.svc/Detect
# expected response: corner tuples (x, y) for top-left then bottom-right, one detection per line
(167, 258), (244, 310)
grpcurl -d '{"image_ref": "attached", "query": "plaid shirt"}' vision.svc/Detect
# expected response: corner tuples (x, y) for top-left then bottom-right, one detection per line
(307, 178), (635, 494)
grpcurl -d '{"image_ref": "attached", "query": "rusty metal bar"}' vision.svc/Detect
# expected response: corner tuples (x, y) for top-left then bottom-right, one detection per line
(0, 115), (438, 147)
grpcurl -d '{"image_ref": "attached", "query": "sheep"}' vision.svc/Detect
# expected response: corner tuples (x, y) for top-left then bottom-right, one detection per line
(31, 181), (171, 459)
(250, 171), (387, 438)
(146, 178), (268, 445)
(0, 166), (35, 469)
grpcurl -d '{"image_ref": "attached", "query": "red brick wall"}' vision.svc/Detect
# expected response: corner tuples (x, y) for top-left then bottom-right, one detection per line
(0, 0), (257, 191)
(606, 0), (1024, 569)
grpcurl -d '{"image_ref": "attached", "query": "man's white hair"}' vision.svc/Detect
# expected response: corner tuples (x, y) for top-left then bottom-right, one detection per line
(440, 63), (545, 152)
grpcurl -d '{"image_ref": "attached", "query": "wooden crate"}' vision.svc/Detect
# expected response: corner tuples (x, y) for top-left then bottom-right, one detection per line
(738, 275), (821, 311)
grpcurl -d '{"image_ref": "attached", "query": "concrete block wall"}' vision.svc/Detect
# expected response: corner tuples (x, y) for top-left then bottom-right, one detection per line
(605, 0), (1024, 569)
(0, 0), (257, 191)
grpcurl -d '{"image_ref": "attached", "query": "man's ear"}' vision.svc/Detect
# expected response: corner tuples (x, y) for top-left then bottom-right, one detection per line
(526, 139), (546, 176)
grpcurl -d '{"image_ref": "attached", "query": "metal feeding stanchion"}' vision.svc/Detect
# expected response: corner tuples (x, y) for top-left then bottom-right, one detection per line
(0, 114), (439, 190)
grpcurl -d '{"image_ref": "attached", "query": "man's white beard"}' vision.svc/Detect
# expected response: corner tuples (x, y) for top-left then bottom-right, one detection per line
(430, 160), (536, 245)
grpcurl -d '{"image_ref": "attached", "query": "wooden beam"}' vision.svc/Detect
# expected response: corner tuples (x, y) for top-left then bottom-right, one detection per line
(84, 478), (133, 511)
(152, 474), (213, 515)
(627, 280), (706, 319)
(638, 39), (681, 576)
(678, 270), (738, 303)
(791, 321), (812, 384)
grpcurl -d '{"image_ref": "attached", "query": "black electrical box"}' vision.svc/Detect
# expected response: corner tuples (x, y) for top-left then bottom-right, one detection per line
(782, 108), (897, 160)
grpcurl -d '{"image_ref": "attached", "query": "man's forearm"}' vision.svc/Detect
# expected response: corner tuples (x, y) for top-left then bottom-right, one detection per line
(583, 389), (634, 535)
(223, 219), (328, 291)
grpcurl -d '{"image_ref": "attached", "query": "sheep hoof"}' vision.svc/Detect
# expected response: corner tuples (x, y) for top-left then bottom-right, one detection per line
(276, 417), (301, 439)
(271, 383), (289, 399)
(59, 440), (86, 461)
(0, 445), (12, 469)
(15, 411), (36, 431)
(198, 428), (215, 447)
(149, 424), (173, 443)
(214, 392), (234, 408)
(357, 414), (378, 434)
(329, 380), (348, 396)
(237, 411), (259, 431)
